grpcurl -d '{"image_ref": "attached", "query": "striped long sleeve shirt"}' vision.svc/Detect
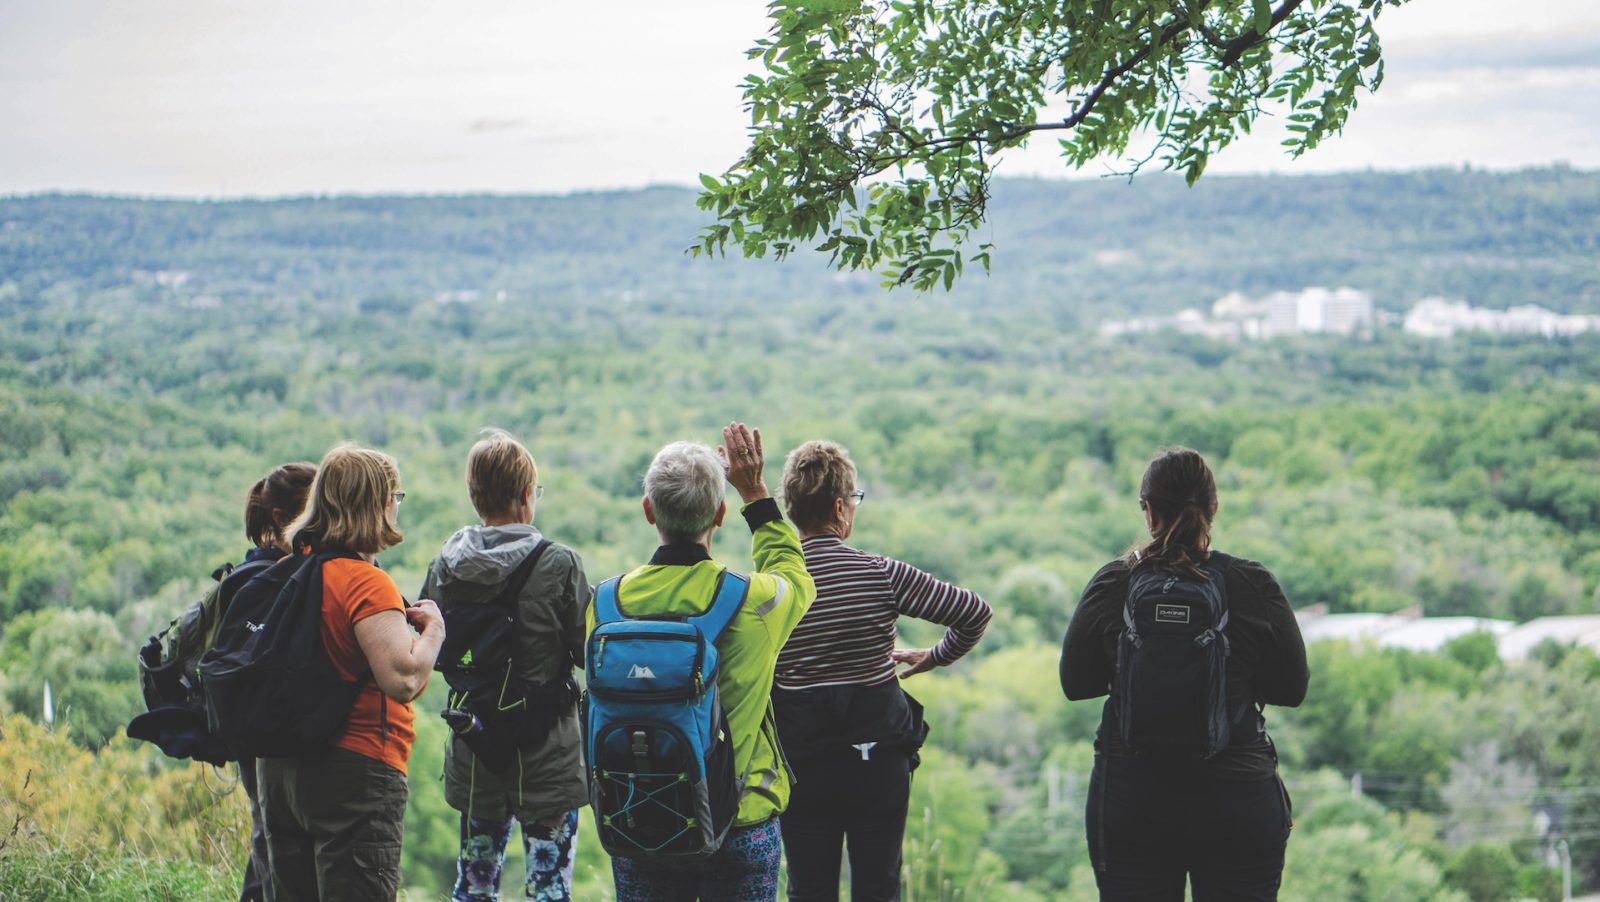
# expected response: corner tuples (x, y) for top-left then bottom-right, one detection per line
(775, 535), (992, 690)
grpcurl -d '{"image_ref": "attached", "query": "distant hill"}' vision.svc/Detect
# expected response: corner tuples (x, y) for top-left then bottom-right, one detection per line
(1, 167), (1596, 325)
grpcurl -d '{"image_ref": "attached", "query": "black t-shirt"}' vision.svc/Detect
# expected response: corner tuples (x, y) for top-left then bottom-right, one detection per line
(1059, 552), (1309, 780)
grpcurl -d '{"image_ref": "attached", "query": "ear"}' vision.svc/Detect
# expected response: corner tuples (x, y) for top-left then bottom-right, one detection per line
(712, 499), (727, 528)
(642, 497), (657, 526)
(834, 496), (848, 521)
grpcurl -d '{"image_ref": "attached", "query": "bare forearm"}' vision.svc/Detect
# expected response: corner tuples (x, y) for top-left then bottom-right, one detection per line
(388, 631), (443, 701)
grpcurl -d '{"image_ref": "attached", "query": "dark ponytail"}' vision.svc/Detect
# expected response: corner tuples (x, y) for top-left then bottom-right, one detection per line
(245, 462), (317, 550)
(1127, 447), (1218, 580)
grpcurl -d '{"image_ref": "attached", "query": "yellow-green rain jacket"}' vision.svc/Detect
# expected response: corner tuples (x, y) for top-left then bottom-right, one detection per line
(586, 498), (815, 826)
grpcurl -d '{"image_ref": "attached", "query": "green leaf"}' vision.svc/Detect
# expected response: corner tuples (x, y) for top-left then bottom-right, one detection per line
(699, 173), (721, 192)
(1253, 0), (1273, 35)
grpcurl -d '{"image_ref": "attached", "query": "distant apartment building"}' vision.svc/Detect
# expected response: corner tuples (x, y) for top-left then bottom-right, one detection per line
(1100, 289), (1598, 343)
(1099, 287), (1373, 339)
(1403, 297), (1600, 338)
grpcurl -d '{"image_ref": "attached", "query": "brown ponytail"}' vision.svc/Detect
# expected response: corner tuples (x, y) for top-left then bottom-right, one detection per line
(1127, 447), (1218, 580)
(245, 462), (317, 550)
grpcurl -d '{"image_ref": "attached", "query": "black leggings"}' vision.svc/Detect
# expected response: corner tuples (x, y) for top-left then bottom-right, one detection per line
(1086, 755), (1292, 901)
(780, 744), (912, 902)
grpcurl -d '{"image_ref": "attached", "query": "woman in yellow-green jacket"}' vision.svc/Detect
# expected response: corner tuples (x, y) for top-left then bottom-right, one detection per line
(588, 422), (815, 902)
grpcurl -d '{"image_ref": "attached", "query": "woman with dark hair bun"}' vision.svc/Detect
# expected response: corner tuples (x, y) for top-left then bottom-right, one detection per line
(1060, 447), (1308, 901)
(238, 462), (317, 902)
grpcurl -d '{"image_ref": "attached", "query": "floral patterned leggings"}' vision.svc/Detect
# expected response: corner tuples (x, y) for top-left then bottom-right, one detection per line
(610, 818), (783, 902)
(452, 808), (579, 902)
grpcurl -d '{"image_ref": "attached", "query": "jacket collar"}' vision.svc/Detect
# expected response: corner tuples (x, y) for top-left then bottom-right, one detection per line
(648, 543), (713, 566)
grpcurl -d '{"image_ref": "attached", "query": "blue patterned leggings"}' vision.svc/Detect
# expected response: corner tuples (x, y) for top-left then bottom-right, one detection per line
(611, 818), (782, 902)
(452, 808), (578, 902)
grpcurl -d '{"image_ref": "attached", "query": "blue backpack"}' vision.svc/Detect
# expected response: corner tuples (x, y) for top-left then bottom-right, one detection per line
(584, 571), (748, 860)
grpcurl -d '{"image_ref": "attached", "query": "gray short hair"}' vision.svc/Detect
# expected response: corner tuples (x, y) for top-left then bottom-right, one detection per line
(644, 441), (726, 543)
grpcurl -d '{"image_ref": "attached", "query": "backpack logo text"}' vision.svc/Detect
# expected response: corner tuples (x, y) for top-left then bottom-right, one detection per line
(627, 664), (656, 679)
(1154, 604), (1191, 624)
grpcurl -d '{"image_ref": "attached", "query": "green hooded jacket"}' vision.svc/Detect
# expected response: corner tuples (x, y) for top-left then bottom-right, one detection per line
(587, 498), (815, 826)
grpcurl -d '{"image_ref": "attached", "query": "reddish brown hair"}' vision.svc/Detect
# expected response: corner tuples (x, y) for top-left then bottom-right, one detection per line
(245, 462), (317, 550)
(1128, 447), (1218, 580)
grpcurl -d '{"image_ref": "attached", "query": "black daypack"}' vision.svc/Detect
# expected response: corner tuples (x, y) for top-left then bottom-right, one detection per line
(127, 557), (276, 765)
(197, 551), (366, 759)
(434, 540), (580, 772)
(1115, 552), (1233, 758)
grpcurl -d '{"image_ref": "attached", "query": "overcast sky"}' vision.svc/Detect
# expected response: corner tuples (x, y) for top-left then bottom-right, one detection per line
(2, 0), (1597, 197)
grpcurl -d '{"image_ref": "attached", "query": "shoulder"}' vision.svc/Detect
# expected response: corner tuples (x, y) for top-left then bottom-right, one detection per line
(1074, 559), (1132, 613)
(812, 539), (888, 571)
(533, 540), (584, 575)
(322, 558), (403, 613)
(1087, 558), (1132, 592)
(1217, 554), (1279, 591)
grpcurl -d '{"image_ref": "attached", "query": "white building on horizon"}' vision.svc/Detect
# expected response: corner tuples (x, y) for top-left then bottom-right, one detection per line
(1404, 297), (1600, 338)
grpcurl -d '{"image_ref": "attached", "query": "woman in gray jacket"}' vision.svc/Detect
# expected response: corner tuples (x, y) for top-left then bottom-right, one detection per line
(421, 428), (591, 902)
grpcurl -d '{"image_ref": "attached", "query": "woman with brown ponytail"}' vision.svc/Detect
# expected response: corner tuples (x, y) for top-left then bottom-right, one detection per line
(237, 463), (318, 902)
(1060, 447), (1307, 901)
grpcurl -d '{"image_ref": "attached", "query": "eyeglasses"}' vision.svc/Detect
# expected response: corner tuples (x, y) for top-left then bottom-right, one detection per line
(847, 490), (865, 506)
(392, 491), (406, 505)
(534, 484), (545, 500)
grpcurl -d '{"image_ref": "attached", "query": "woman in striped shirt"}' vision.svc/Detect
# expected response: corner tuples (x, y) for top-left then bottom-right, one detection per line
(773, 440), (992, 902)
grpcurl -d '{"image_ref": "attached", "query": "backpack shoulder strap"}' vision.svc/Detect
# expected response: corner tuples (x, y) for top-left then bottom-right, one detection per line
(593, 575), (625, 626)
(1204, 551), (1234, 629)
(488, 539), (551, 607)
(690, 570), (750, 645)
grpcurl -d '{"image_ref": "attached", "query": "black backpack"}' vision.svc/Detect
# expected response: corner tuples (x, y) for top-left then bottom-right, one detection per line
(434, 540), (579, 772)
(1115, 553), (1233, 758)
(127, 558), (276, 765)
(197, 551), (367, 759)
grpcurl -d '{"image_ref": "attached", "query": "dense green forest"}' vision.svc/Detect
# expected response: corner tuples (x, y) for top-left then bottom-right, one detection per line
(1, 168), (1599, 899)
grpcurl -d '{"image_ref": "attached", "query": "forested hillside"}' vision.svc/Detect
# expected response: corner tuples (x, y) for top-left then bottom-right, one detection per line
(1, 168), (1598, 900)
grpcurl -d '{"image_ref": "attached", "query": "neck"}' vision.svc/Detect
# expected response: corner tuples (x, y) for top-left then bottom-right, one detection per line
(658, 531), (715, 552)
(482, 515), (524, 528)
(798, 523), (847, 541)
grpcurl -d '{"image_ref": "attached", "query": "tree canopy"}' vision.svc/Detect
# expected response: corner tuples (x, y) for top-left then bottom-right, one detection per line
(695, 0), (1410, 289)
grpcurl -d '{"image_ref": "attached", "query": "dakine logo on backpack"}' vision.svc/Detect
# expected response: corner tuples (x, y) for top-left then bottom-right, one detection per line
(584, 571), (748, 861)
(1115, 553), (1234, 759)
(1154, 604), (1191, 624)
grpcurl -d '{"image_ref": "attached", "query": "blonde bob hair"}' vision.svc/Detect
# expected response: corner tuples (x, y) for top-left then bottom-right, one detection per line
(468, 428), (537, 520)
(781, 440), (857, 531)
(290, 443), (403, 555)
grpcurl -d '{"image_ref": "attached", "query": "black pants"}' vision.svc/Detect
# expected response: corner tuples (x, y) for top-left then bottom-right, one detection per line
(1086, 755), (1291, 901)
(780, 744), (911, 902)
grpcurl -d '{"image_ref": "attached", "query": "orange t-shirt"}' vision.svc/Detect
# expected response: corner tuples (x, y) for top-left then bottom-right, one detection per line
(320, 558), (418, 775)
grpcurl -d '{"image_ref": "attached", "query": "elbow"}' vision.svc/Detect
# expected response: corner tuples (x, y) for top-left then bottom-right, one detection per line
(1063, 686), (1104, 702)
(973, 598), (994, 633)
(375, 665), (428, 702)
(1265, 675), (1310, 709)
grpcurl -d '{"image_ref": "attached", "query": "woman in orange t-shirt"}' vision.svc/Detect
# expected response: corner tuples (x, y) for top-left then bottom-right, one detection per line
(256, 444), (446, 902)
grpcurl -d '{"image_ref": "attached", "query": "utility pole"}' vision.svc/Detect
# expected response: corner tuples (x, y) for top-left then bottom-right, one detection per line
(1555, 838), (1571, 901)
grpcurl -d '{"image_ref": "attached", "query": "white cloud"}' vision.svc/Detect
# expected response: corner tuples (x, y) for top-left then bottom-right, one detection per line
(1, 0), (1596, 196)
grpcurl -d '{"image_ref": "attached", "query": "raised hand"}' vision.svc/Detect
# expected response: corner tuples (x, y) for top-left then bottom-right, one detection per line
(717, 421), (770, 504)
